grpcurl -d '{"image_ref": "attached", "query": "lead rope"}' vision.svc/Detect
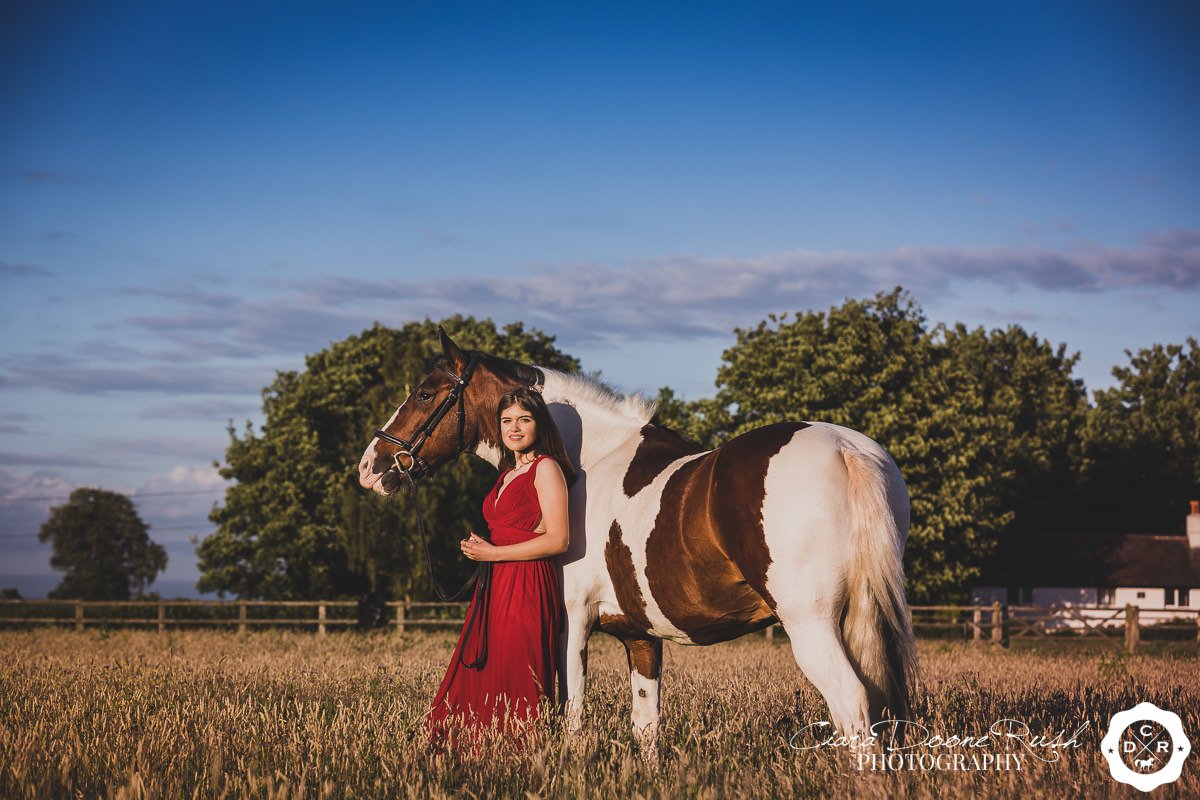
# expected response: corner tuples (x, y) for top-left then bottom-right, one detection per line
(397, 467), (492, 669)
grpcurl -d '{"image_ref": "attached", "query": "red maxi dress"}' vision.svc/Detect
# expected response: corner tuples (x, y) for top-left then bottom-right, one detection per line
(426, 455), (563, 739)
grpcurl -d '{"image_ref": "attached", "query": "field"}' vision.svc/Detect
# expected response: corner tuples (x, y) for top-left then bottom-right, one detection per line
(1, 629), (1197, 799)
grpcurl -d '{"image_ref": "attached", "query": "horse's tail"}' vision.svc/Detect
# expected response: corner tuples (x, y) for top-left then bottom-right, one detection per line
(838, 440), (919, 723)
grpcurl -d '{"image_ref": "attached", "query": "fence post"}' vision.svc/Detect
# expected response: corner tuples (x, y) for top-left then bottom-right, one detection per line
(396, 596), (407, 634)
(1125, 604), (1140, 654)
(75, 599), (83, 632)
(238, 600), (247, 634)
(157, 602), (165, 634)
(972, 607), (982, 643)
(318, 603), (326, 636)
(991, 601), (1006, 646)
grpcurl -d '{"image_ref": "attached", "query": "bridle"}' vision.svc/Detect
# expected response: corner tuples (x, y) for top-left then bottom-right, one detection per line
(373, 353), (481, 481)
(368, 351), (546, 670)
(371, 352), (495, 668)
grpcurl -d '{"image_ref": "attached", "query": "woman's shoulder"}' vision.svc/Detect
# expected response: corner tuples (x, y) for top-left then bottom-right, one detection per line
(531, 454), (564, 479)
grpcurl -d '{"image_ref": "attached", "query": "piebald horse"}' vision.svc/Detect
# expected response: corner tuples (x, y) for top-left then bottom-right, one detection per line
(358, 330), (918, 748)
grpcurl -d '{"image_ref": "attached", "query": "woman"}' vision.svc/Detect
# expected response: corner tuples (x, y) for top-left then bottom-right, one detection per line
(425, 386), (574, 744)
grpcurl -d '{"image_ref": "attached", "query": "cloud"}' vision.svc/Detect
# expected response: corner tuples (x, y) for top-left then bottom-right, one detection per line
(3, 229), (1198, 403)
(0, 451), (127, 470)
(0, 262), (55, 279)
(140, 400), (261, 421)
(85, 435), (228, 464)
(0, 469), (77, 565)
(135, 463), (226, 530)
(955, 306), (1074, 324)
(422, 229), (467, 246)
(0, 359), (269, 396)
(20, 169), (64, 183)
(18, 169), (86, 185)
(286, 229), (1200, 345)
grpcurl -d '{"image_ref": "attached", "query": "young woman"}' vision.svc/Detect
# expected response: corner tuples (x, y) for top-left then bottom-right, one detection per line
(425, 386), (574, 743)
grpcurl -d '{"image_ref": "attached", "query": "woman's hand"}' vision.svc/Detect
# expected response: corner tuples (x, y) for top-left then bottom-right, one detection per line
(461, 533), (499, 562)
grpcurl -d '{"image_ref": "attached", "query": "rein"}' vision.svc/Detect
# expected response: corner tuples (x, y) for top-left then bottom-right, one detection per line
(372, 354), (493, 669)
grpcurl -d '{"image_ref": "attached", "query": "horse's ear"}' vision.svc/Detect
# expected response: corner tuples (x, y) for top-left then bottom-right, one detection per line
(438, 326), (466, 367)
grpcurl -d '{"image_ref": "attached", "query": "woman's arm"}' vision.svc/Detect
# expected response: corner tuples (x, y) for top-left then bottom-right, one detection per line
(461, 458), (569, 562)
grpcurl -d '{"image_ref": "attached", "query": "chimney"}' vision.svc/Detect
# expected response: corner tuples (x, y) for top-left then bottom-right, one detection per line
(1189, 500), (1200, 550)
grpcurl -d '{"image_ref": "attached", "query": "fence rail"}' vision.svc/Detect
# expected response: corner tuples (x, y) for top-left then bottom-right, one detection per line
(2, 599), (1198, 652)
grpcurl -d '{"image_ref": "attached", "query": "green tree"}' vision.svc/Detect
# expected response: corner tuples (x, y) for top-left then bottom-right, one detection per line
(943, 324), (1088, 587)
(1078, 338), (1200, 535)
(38, 488), (167, 600)
(197, 316), (580, 600)
(684, 288), (1086, 601)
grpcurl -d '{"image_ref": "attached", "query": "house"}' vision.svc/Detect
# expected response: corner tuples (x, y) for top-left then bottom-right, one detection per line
(972, 501), (1200, 629)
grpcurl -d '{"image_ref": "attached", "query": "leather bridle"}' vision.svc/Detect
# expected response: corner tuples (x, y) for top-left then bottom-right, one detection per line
(368, 352), (546, 671)
(373, 354), (481, 481)
(371, 352), (494, 668)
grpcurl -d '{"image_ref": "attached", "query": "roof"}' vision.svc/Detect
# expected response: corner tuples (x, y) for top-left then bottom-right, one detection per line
(983, 534), (1200, 588)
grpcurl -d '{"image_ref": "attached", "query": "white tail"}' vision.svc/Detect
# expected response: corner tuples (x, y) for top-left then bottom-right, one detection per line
(839, 442), (919, 722)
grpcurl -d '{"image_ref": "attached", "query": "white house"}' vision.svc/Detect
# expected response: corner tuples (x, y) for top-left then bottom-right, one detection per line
(972, 501), (1200, 629)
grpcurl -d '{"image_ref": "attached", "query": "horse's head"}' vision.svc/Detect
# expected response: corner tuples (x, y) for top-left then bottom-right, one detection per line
(357, 328), (542, 495)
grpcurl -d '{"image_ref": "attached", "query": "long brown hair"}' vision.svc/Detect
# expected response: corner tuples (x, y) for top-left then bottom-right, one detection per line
(495, 387), (576, 485)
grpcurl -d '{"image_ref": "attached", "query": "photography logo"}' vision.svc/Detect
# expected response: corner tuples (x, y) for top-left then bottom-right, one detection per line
(1100, 702), (1191, 792)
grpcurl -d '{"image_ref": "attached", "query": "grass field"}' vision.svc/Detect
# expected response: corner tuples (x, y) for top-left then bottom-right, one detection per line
(1, 629), (1196, 799)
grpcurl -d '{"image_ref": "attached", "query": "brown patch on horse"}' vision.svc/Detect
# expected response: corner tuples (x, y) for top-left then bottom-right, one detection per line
(622, 637), (663, 680)
(643, 422), (807, 644)
(596, 613), (650, 639)
(623, 424), (702, 497)
(603, 521), (653, 635)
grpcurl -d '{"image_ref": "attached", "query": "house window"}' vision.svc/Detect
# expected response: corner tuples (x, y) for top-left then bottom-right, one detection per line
(1097, 588), (1115, 606)
(1136, 591), (1146, 599)
(1007, 586), (1033, 605)
(1165, 587), (1191, 606)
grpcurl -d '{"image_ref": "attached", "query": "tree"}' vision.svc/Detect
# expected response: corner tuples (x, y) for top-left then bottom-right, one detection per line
(943, 323), (1088, 587)
(38, 488), (167, 600)
(197, 316), (580, 600)
(1077, 338), (1200, 535)
(675, 288), (1087, 601)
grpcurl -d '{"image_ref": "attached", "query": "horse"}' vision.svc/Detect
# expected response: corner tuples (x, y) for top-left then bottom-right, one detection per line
(358, 329), (918, 750)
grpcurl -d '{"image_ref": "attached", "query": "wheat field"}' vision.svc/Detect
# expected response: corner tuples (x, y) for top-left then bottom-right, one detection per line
(1, 628), (1196, 799)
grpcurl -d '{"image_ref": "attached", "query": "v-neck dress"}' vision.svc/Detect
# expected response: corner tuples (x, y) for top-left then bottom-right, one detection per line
(425, 455), (563, 738)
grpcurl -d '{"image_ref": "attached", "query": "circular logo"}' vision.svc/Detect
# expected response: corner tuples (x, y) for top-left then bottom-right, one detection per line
(1100, 702), (1191, 792)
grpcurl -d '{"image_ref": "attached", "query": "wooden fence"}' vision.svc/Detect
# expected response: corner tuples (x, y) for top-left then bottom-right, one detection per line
(3, 600), (1198, 653)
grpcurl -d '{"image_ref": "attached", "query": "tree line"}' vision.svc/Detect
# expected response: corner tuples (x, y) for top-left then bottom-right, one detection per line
(37, 290), (1200, 602)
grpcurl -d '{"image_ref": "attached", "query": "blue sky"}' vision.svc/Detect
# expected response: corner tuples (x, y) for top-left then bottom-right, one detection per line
(2, 1), (1198, 596)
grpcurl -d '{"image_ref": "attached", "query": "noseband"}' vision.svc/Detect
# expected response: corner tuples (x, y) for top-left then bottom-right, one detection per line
(373, 354), (481, 480)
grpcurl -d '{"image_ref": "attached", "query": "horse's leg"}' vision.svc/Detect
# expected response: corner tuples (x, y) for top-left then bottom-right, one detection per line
(561, 613), (591, 736)
(621, 637), (663, 758)
(776, 609), (872, 739)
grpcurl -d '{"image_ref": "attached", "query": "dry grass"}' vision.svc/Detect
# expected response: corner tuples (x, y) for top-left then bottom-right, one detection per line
(1, 629), (1197, 798)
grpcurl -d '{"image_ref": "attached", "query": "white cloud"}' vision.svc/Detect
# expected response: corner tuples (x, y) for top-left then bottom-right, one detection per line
(2, 229), (1198, 400)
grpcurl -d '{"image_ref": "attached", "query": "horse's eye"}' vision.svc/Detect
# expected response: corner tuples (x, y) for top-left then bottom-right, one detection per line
(417, 391), (433, 403)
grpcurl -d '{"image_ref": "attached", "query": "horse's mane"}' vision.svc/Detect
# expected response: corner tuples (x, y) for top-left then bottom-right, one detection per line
(473, 351), (656, 426)
(470, 351), (544, 388)
(539, 367), (657, 425)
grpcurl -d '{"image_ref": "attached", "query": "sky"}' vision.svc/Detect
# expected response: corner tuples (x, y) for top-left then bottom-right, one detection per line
(2, 1), (1198, 597)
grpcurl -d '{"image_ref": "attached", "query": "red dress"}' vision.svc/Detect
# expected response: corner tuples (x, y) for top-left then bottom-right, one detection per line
(426, 455), (563, 739)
